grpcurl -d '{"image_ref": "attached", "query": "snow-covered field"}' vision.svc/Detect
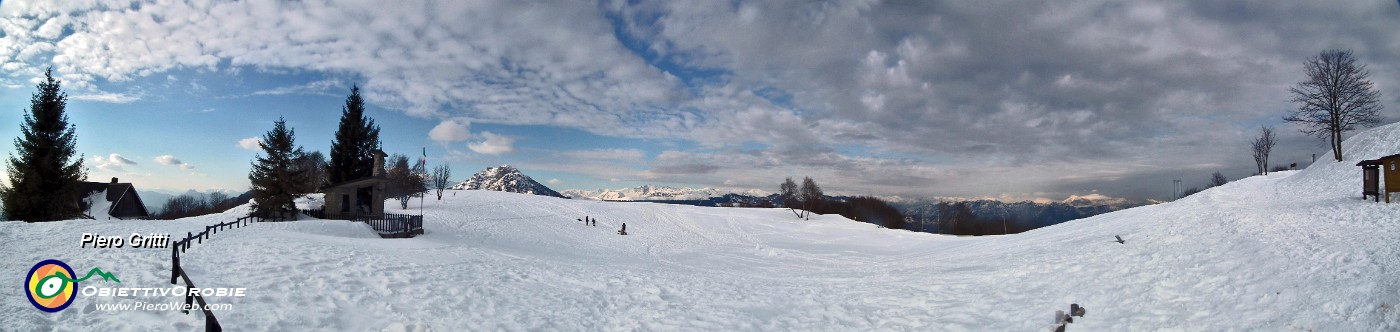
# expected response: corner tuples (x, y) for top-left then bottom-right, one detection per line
(4, 125), (1400, 331)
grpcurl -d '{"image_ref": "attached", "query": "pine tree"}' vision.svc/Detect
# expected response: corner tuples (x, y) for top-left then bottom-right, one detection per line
(327, 85), (381, 184)
(1, 68), (87, 222)
(249, 117), (307, 219)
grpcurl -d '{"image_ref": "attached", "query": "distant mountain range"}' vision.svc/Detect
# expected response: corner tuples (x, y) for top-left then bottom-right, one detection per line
(562, 185), (769, 201)
(892, 195), (1147, 233)
(565, 184), (1142, 233)
(450, 165), (566, 198)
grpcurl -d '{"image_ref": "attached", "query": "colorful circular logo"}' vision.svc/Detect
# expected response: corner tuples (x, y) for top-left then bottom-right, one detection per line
(26, 259), (76, 313)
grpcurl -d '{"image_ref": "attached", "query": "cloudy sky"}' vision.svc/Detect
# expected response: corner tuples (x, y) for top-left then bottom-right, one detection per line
(1, 0), (1398, 201)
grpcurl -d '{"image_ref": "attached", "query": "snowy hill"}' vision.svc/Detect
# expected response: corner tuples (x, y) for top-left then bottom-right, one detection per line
(562, 185), (767, 201)
(448, 165), (566, 198)
(4, 124), (1400, 330)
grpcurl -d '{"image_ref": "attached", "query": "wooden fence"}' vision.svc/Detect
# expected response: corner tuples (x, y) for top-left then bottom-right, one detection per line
(169, 215), (260, 332)
(300, 208), (424, 238)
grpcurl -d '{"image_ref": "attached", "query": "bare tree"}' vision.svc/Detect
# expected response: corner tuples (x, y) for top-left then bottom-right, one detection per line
(385, 154), (426, 209)
(780, 178), (801, 218)
(799, 177), (823, 220)
(1210, 172), (1228, 187)
(430, 164), (451, 200)
(1250, 126), (1277, 175)
(294, 150), (328, 192)
(1285, 49), (1382, 162)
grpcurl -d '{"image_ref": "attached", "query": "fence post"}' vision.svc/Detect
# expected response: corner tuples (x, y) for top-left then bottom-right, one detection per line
(184, 232), (192, 252)
(183, 287), (192, 314)
(171, 246), (179, 285)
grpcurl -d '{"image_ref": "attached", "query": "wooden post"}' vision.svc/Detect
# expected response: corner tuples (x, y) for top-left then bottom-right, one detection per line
(170, 246), (179, 285)
(183, 288), (192, 314)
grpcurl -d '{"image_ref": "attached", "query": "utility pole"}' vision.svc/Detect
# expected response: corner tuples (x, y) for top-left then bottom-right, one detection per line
(1172, 179), (1182, 201)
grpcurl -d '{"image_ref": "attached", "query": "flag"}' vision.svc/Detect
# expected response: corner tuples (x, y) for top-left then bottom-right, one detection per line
(419, 147), (427, 169)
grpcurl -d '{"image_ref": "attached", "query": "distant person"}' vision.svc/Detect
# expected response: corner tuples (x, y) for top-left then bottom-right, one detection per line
(618, 223), (627, 235)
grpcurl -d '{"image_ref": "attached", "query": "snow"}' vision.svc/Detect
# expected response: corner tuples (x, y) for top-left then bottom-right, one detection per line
(3, 125), (1400, 330)
(81, 190), (115, 220)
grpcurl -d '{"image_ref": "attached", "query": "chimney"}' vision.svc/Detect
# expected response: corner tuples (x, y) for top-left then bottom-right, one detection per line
(111, 177), (118, 184)
(372, 150), (386, 176)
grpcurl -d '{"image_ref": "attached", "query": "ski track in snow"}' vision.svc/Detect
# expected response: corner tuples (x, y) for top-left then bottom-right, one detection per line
(5, 124), (1400, 331)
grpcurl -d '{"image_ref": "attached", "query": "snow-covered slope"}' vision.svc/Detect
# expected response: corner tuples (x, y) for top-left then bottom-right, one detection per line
(448, 165), (565, 198)
(562, 185), (766, 201)
(1280, 121), (1400, 198)
(3, 124), (1399, 330)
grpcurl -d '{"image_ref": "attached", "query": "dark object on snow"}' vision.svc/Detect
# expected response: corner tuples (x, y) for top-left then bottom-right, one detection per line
(1114, 235), (1125, 244)
(1358, 154), (1400, 203)
(1070, 303), (1086, 317)
(618, 223), (627, 235)
(1053, 323), (1065, 332)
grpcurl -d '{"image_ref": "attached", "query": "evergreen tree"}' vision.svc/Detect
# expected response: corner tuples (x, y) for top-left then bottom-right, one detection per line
(1, 68), (86, 222)
(249, 117), (307, 219)
(327, 85), (381, 184)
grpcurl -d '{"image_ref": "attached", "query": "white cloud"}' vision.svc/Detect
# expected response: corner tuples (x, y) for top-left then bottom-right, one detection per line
(468, 132), (515, 155)
(90, 153), (135, 171)
(154, 155), (182, 166)
(9, 0), (1400, 200)
(547, 178), (561, 185)
(428, 118), (471, 142)
(70, 92), (140, 103)
(559, 148), (645, 162)
(238, 137), (262, 150)
(154, 154), (195, 171)
(250, 79), (342, 96)
(108, 153), (136, 165)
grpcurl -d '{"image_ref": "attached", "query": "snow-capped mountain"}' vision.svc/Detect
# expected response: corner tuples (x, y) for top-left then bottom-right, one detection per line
(562, 185), (767, 201)
(1061, 193), (1134, 208)
(449, 165), (566, 198)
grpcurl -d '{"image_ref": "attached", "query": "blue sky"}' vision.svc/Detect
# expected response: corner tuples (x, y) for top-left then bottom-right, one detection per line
(0, 68), (697, 193)
(2, 1), (1399, 201)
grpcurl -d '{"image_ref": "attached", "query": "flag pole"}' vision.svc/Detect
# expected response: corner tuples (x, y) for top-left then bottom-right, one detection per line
(420, 147), (426, 217)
